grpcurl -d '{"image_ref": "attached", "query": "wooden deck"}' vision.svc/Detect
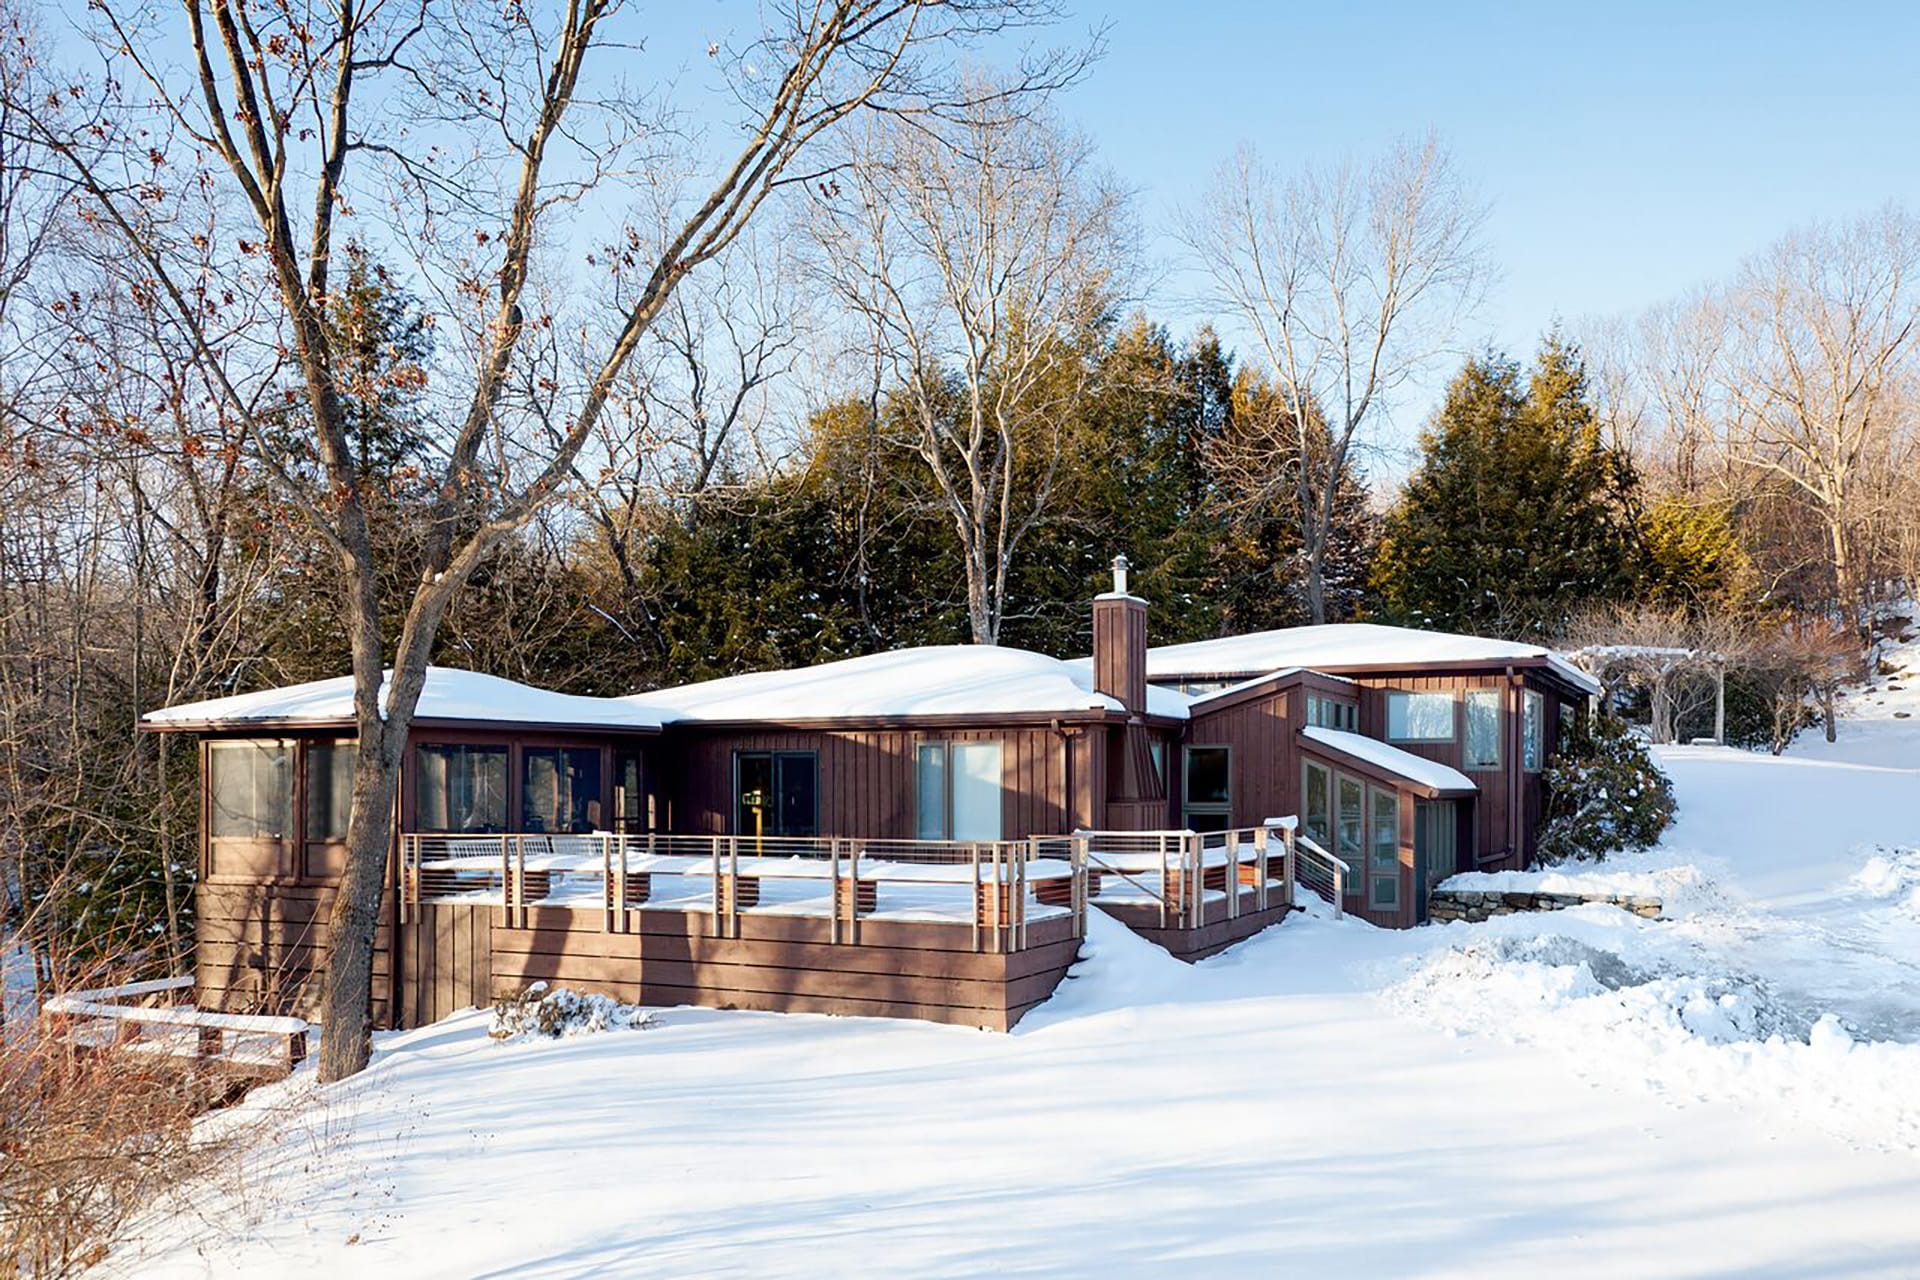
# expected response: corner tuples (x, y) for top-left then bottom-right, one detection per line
(196, 827), (1305, 1034)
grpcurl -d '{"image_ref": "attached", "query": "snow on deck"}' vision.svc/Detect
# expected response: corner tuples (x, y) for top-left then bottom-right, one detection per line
(1142, 621), (1602, 694)
(1299, 726), (1476, 792)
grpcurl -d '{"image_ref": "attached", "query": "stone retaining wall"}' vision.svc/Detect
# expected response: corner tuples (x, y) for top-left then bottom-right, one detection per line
(1427, 888), (1663, 924)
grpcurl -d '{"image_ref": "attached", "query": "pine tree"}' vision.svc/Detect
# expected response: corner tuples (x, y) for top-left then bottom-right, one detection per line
(1373, 338), (1638, 636)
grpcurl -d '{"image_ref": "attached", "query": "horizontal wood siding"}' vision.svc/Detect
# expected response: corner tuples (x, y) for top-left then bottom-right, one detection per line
(195, 881), (393, 1024)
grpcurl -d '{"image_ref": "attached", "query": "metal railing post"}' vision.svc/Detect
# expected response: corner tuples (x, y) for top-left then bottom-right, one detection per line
(1226, 830), (1240, 921)
(1282, 824), (1297, 912)
(829, 837), (841, 946)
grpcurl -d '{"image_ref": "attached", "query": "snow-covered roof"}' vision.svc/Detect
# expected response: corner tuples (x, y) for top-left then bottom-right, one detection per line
(633, 645), (1191, 724)
(143, 667), (668, 732)
(1299, 726), (1477, 794)
(1144, 623), (1601, 695)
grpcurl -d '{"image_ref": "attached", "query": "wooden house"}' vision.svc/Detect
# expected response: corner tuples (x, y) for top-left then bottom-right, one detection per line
(143, 562), (1596, 1029)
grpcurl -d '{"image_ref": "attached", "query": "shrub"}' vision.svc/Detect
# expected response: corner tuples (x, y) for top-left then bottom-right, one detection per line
(1536, 714), (1677, 863)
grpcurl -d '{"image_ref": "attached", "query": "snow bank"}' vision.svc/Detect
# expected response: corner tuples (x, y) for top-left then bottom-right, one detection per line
(1440, 855), (1722, 917)
(1388, 919), (1920, 1155)
(1851, 847), (1920, 919)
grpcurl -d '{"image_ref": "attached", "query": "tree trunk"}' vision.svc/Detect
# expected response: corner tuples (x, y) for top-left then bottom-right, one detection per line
(317, 717), (406, 1081)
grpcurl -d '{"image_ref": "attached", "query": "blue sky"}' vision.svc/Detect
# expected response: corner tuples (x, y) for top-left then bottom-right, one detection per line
(1049, 0), (1920, 442)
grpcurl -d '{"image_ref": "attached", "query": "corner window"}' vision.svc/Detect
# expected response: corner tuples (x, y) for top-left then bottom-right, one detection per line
(416, 743), (508, 833)
(1465, 690), (1502, 771)
(1183, 746), (1231, 832)
(1523, 691), (1544, 772)
(916, 741), (1002, 841)
(209, 740), (291, 839)
(305, 740), (356, 840)
(1387, 692), (1455, 742)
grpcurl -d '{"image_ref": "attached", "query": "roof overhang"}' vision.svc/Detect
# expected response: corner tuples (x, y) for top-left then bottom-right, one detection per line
(1297, 733), (1478, 800)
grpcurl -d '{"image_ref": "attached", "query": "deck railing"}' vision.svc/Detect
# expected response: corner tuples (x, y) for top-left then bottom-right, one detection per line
(1287, 827), (1350, 919)
(41, 975), (311, 1078)
(398, 832), (1083, 954)
(1056, 824), (1296, 930)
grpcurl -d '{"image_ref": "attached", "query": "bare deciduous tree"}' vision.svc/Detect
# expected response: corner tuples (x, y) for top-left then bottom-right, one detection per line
(1179, 135), (1486, 623)
(17, 0), (1086, 1081)
(1721, 208), (1920, 635)
(808, 89), (1125, 644)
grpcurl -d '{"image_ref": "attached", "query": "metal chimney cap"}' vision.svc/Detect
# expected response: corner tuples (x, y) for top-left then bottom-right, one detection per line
(1110, 553), (1130, 595)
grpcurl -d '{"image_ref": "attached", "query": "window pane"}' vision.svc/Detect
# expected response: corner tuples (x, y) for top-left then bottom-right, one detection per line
(915, 744), (948, 840)
(1523, 691), (1544, 771)
(1388, 692), (1454, 742)
(306, 741), (356, 840)
(1186, 747), (1230, 805)
(950, 743), (1002, 841)
(1371, 874), (1400, 908)
(615, 750), (644, 831)
(416, 744), (507, 833)
(1465, 690), (1501, 770)
(735, 752), (773, 836)
(522, 747), (601, 833)
(210, 741), (290, 838)
(1338, 776), (1364, 895)
(1370, 789), (1399, 873)
(1304, 762), (1330, 845)
(775, 753), (818, 838)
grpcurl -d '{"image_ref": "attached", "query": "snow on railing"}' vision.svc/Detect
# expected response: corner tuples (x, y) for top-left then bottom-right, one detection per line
(41, 975), (310, 1077)
(399, 832), (1081, 954)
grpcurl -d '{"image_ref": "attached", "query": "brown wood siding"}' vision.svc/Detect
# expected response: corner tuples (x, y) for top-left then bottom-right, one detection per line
(194, 881), (393, 1024)
(664, 724), (1076, 840)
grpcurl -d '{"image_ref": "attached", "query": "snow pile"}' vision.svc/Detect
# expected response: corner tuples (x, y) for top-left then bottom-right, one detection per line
(1851, 847), (1920, 919)
(1441, 856), (1722, 917)
(488, 982), (656, 1041)
(1388, 922), (1920, 1155)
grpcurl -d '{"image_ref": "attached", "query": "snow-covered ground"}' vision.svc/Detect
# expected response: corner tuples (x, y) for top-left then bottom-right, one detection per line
(113, 659), (1920, 1278)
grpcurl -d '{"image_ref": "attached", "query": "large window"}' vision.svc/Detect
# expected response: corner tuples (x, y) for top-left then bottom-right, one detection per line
(416, 743), (508, 833)
(1337, 775), (1365, 898)
(1303, 760), (1331, 848)
(1465, 690), (1502, 771)
(209, 740), (291, 839)
(1306, 694), (1359, 732)
(1523, 690), (1545, 772)
(305, 740), (356, 840)
(736, 750), (819, 839)
(1183, 746), (1231, 832)
(522, 746), (603, 833)
(915, 742), (1003, 841)
(1387, 692), (1455, 742)
(1370, 788), (1400, 909)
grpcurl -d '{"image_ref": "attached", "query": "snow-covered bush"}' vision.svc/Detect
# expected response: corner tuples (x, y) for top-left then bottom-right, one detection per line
(1536, 714), (1676, 863)
(489, 982), (655, 1041)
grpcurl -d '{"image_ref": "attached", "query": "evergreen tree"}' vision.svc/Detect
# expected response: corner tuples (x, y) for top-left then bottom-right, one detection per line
(1373, 337), (1639, 636)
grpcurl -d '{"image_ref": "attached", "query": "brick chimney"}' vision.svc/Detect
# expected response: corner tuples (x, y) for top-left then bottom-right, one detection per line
(1092, 553), (1148, 716)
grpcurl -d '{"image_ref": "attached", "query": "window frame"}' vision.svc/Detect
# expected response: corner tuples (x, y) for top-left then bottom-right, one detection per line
(208, 738), (293, 841)
(914, 739), (1005, 841)
(1464, 689), (1503, 771)
(1523, 690), (1545, 773)
(414, 741), (511, 835)
(1302, 758), (1332, 849)
(1386, 691), (1457, 743)
(1182, 743), (1233, 832)
(733, 749), (820, 839)
(1336, 771), (1366, 899)
(1368, 785), (1401, 910)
